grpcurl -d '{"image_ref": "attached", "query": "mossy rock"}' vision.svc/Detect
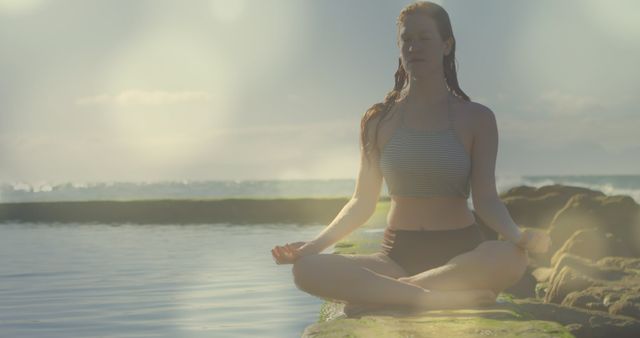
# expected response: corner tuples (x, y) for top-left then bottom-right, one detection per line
(316, 204), (573, 337)
(305, 309), (572, 337)
(310, 295), (574, 337)
(306, 197), (624, 337)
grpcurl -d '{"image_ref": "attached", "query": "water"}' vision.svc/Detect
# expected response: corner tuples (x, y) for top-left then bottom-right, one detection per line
(2, 175), (639, 337)
(0, 223), (331, 338)
(2, 175), (639, 203)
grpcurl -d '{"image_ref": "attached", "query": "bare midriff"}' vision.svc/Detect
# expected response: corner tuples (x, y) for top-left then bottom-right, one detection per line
(387, 195), (476, 231)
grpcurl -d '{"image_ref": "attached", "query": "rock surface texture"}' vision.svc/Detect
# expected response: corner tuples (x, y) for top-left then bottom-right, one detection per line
(302, 184), (640, 338)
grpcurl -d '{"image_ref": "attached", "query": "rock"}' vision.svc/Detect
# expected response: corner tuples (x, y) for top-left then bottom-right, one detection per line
(550, 252), (629, 281)
(503, 266), (538, 298)
(609, 294), (640, 319)
(562, 290), (608, 312)
(0, 197), (354, 225)
(548, 194), (640, 260)
(304, 300), (572, 338)
(500, 192), (565, 229)
(536, 282), (549, 299)
(500, 184), (603, 200)
(512, 298), (640, 338)
(303, 184), (640, 337)
(499, 184), (604, 229)
(549, 194), (603, 255)
(545, 265), (602, 304)
(532, 266), (554, 282)
(307, 297), (640, 338)
(476, 184), (603, 242)
(551, 229), (633, 266)
(603, 292), (624, 307)
(597, 256), (640, 270)
(549, 254), (594, 282)
(541, 252), (640, 319)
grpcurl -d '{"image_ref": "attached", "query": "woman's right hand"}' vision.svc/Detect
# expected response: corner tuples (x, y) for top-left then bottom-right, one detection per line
(516, 228), (551, 254)
(271, 241), (307, 265)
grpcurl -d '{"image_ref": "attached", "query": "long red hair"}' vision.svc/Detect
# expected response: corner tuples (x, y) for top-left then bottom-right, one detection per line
(360, 1), (470, 166)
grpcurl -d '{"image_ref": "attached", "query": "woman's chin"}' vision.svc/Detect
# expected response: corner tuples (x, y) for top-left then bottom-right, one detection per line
(406, 68), (436, 78)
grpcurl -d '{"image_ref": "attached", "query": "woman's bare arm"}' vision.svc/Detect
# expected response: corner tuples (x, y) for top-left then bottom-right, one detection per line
(469, 105), (523, 244)
(299, 118), (384, 256)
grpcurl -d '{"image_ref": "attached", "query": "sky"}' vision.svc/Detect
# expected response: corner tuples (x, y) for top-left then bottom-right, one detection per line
(1, 0), (639, 185)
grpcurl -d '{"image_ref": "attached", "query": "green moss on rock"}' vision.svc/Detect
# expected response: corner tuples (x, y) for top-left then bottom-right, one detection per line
(304, 313), (573, 338)
(307, 200), (575, 337)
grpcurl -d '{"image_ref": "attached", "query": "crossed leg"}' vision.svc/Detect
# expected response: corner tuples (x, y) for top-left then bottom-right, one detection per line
(397, 240), (529, 295)
(292, 251), (419, 307)
(291, 251), (499, 315)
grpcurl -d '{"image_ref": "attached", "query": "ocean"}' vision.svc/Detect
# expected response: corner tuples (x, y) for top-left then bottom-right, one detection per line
(0, 222), (331, 337)
(1, 175), (639, 337)
(2, 175), (639, 203)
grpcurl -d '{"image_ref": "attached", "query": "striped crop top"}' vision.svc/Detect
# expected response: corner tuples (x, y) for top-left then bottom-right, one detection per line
(378, 105), (471, 199)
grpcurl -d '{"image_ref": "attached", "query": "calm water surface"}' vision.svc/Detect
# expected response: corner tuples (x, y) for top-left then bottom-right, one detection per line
(0, 222), (331, 337)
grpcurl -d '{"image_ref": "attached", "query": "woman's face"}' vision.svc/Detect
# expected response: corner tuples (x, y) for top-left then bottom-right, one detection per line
(397, 14), (451, 77)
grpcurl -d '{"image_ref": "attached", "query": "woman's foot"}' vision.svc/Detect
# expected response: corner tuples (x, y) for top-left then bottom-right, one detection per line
(343, 302), (387, 318)
(343, 289), (496, 317)
(411, 289), (496, 312)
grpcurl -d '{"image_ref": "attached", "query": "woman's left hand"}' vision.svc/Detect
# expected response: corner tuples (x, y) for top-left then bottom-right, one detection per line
(271, 241), (307, 265)
(515, 229), (552, 254)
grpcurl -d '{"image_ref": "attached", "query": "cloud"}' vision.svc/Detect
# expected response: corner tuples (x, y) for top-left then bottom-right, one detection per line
(0, 0), (45, 15)
(499, 108), (640, 154)
(538, 90), (603, 116)
(75, 90), (212, 106)
(209, 0), (247, 23)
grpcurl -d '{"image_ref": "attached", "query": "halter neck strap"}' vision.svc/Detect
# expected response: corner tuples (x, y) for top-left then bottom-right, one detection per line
(399, 94), (453, 132)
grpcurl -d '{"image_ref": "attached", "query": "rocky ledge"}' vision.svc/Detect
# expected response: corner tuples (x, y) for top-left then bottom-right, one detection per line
(302, 184), (640, 338)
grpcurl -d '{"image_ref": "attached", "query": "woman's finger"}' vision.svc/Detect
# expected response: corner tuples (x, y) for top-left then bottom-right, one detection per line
(272, 250), (282, 264)
(282, 247), (292, 258)
(272, 243), (303, 264)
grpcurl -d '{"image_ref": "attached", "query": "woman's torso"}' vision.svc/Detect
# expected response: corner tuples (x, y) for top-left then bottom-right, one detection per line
(377, 96), (477, 231)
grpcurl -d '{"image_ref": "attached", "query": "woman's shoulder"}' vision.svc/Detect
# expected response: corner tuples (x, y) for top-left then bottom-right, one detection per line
(454, 99), (495, 121)
(452, 97), (492, 112)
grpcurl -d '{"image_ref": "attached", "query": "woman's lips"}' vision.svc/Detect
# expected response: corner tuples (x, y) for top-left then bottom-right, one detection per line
(409, 59), (425, 63)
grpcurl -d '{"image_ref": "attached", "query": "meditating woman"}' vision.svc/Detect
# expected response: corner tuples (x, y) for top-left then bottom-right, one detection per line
(271, 1), (551, 316)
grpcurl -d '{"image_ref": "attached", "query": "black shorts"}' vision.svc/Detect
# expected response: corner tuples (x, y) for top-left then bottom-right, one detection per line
(380, 222), (486, 276)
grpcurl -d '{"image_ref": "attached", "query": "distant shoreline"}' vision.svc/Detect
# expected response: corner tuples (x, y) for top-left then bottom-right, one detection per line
(0, 197), (393, 225)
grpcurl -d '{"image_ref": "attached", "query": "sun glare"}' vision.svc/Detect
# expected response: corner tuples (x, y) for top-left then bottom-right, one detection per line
(209, 0), (247, 23)
(584, 0), (640, 44)
(0, 0), (44, 15)
(102, 27), (235, 165)
(94, 1), (306, 171)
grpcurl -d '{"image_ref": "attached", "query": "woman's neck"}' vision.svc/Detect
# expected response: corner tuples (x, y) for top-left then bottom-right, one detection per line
(401, 73), (450, 107)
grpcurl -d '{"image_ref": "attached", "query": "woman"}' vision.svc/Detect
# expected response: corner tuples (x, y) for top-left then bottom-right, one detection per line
(271, 1), (551, 316)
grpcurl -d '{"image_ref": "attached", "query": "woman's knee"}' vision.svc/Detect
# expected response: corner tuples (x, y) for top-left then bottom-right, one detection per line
(484, 240), (528, 282)
(472, 241), (526, 280)
(291, 253), (326, 290)
(508, 242), (529, 281)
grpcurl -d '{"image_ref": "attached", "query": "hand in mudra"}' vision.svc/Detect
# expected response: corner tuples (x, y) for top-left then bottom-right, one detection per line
(271, 241), (307, 265)
(516, 229), (552, 254)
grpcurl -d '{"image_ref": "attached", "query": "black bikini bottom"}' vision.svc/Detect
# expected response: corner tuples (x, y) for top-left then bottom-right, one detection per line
(380, 222), (486, 276)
